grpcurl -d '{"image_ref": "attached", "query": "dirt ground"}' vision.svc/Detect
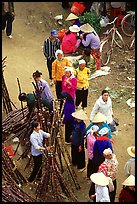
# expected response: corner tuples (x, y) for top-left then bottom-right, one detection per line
(2, 2), (135, 202)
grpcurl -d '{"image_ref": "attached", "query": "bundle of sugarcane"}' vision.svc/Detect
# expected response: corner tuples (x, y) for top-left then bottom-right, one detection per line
(2, 56), (17, 114)
(2, 145), (27, 186)
(35, 151), (78, 202)
(2, 172), (36, 202)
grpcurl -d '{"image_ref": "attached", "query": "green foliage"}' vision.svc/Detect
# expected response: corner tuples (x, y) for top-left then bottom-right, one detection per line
(79, 12), (101, 33)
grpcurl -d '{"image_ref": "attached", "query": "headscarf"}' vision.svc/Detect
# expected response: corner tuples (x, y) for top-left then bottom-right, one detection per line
(55, 49), (64, 60)
(64, 66), (75, 79)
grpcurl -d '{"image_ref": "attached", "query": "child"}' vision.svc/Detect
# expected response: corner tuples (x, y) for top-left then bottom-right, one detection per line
(71, 109), (88, 172)
(90, 172), (110, 202)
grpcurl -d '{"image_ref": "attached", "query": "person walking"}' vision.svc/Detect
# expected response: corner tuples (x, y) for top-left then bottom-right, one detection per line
(2, 2), (15, 39)
(118, 175), (135, 202)
(75, 59), (90, 113)
(61, 66), (77, 144)
(71, 109), (88, 172)
(43, 29), (60, 86)
(90, 90), (117, 133)
(80, 23), (101, 70)
(124, 146), (135, 177)
(28, 121), (51, 182)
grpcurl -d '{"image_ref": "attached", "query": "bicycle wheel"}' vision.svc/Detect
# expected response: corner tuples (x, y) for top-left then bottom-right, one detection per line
(121, 13), (135, 37)
(100, 39), (111, 66)
(114, 30), (125, 49)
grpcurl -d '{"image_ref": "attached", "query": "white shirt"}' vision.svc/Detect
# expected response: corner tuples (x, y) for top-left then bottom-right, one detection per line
(90, 96), (113, 124)
(95, 184), (110, 202)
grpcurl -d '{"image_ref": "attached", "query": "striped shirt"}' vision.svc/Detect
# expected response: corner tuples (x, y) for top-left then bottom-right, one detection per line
(43, 37), (60, 60)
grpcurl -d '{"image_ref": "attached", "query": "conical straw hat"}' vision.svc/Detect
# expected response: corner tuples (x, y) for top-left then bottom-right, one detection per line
(66, 13), (79, 21)
(122, 175), (135, 186)
(72, 109), (88, 120)
(80, 23), (94, 33)
(90, 172), (109, 186)
(127, 146), (135, 158)
(92, 112), (107, 123)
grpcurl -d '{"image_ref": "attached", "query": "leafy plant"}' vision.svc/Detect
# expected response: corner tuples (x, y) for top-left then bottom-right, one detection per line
(79, 12), (101, 33)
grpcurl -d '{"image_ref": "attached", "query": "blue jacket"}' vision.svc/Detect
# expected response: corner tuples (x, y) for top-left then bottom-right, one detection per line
(86, 122), (112, 139)
(72, 120), (86, 146)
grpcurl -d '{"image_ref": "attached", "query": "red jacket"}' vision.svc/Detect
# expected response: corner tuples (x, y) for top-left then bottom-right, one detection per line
(119, 187), (135, 202)
(61, 32), (77, 54)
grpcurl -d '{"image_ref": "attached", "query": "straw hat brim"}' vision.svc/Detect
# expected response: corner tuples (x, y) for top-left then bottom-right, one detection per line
(69, 26), (80, 33)
(80, 23), (94, 33)
(127, 146), (135, 158)
(66, 13), (79, 21)
(122, 175), (135, 186)
(90, 173), (109, 186)
(72, 110), (88, 120)
(92, 112), (107, 123)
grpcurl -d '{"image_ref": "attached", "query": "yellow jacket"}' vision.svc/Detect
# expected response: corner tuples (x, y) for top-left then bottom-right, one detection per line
(52, 58), (72, 81)
(75, 67), (90, 89)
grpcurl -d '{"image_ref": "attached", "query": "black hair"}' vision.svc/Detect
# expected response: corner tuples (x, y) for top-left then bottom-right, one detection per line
(33, 70), (42, 78)
(102, 90), (109, 95)
(31, 120), (40, 129)
(83, 48), (91, 56)
(18, 93), (27, 101)
(65, 30), (71, 35)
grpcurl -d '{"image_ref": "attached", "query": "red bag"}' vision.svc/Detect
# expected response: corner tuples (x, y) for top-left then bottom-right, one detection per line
(58, 29), (68, 43)
(70, 2), (86, 15)
(5, 145), (14, 158)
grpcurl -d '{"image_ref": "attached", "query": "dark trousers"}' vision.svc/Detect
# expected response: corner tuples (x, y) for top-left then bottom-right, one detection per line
(55, 81), (63, 112)
(76, 89), (88, 108)
(71, 144), (85, 169)
(2, 12), (14, 36)
(28, 154), (42, 182)
(87, 158), (95, 178)
(46, 57), (55, 80)
(65, 119), (73, 143)
(109, 179), (117, 202)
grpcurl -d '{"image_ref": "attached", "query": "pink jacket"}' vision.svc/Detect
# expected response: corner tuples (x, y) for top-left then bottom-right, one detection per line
(62, 75), (77, 99)
(87, 133), (96, 160)
(61, 32), (77, 54)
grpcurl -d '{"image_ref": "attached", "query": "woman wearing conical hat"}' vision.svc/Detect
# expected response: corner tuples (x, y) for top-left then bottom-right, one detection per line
(118, 175), (135, 202)
(124, 146), (135, 177)
(71, 109), (88, 172)
(86, 112), (112, 139)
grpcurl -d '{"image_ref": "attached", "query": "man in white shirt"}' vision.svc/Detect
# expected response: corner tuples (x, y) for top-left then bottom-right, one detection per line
(90, 90), (116, 132)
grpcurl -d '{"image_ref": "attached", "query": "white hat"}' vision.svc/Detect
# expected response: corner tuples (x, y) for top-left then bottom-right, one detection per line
(103, 148), (112, 156)
(55, 49), (63, 59)
(90, 172), (109, 186)
(80, 23), (94, 33)
(66, 13), (79, 21)
(99, 127), (109, 136)
(127, 146), (135, 158)
(72, 109), (88, 120)
(122, 175), (135, 186)
(64, 66), (74, 75)
(69, 25), (80, 33)
(92, 112), (107, 123)
(87, 125), (99, 135)
(79, 59), (86, 65)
